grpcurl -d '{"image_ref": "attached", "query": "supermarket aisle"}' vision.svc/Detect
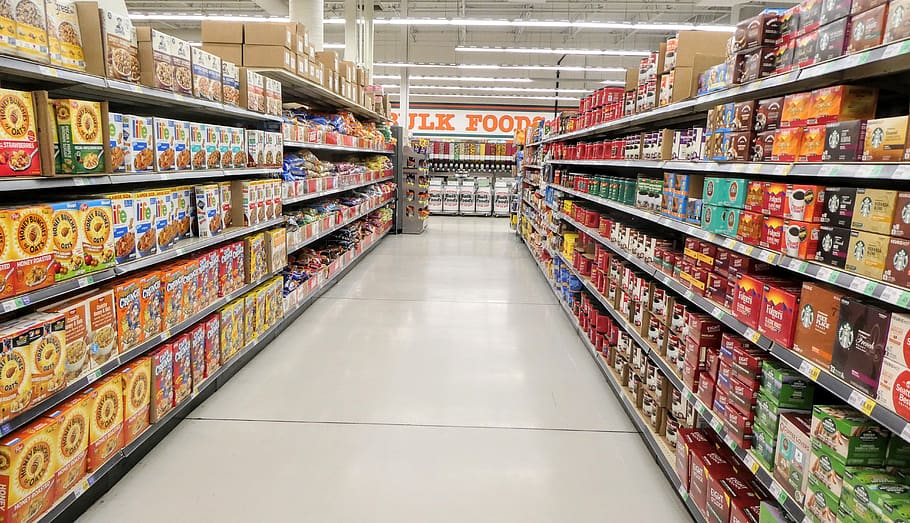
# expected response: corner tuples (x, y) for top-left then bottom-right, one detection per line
(80, 217), (690, 523)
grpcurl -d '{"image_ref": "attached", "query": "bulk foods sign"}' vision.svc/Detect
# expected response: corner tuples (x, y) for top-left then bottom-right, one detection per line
(389, 104), (550, 138)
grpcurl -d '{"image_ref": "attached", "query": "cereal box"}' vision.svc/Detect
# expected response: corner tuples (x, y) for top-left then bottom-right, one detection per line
(0, 0), (14, 55)
(38, 294), (90, 382)
(242, 68), (265, 113)
(223, 60), (240, 106)
(161, 263), (185, 329)
(173, 185), (194, 240)
(153, 189), (174, 252)
(219, 181), (233, 229)
(189, 121), (205, 171)
(79, 198), (114, 273)
(194, 184), (221, 239)
(125, 115), (154, 172)
(101, 9), (139, 83)
(153, 117), (175, 171)
(134, 191), (158, 257)
(0, 89), (41, 177)
(53, 99), (104, 174)
(32, 312), (67, 400)
(0, 417), (59, 523)
(119, 356), (150, 445)
(86, 374), (123, 470)
(49, 201), (83, 283)
(46, 0), (85, 70)
(114, 277), (142, 352)
(189, 324), (206, 387)
(203, 124), (220, 170)
(228, 128), (245, 169)
(149, 345), (173, 423)
(182, 258), (201, 317)
(171, 333), (191, 406)
(138, 28), (174, 91)
(14, 0), (49, 63)
(203, 314), (220, 377)
(172, 37), (192, 96)
(265, 228), (287, 273)
(198, 250), (216, 301)
(245, 233), (267, 283)
(246, 129), (265, 167)
(105, 193), (135, 265)
(265, 77), (281, 116)
(0, 320), (35, 418)
(172, 120), (190, 171)
(231, 180), (256, 227)
(12, 205), (55, 295)
(108, 112), (127, 172)
(219, 303), (237, 363)
(138, 271), (162, 341)
(191, 47), (222, 102)
(46, 392), (90, 500)
(244, 292), (257, 344)
(218, 126), (232, 169)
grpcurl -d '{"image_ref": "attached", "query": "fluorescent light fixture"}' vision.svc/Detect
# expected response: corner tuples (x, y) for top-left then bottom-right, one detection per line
(381, 84), (591, 93)
(374, 62), (626, 73)
(390, 93), (580, 101)
(455, 46), (650, 57)
(128, 14), (734, 32)
(374, 74), (533, 83)
(323, 43), (345, 49)
(601, 80), (625, 86)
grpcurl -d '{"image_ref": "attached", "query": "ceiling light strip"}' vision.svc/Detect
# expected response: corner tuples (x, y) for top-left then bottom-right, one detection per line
(380, 84), (593, 93)
(389, 93), (581, 101)
(374, 62), (626, 73)
(455, 46), (650, 56)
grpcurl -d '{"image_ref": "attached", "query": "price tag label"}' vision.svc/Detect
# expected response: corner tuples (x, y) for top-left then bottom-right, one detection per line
(894, 165), (910, 180)
(883, 286), (904, 304)
(710, 417), (724, 433)
(678, 484), (689, 500)
(86, 368), (102, 384)
(773, 164), (790, 176)
(723, 434), (736, 450)
(744, 328), (762, 344)
(743, 453), (760, 474)
(883, 41), (910, 59)
(711, 306), (725, 320)
(77, 275), (93, 287)
(685, 290), (694, 300)
(72, 177), (88, 186)
(817, 165), (840, 177)
(850, 278), (871, 293)
(899, 292), (910, 308)
(758, 250), (776, 263)
(786, 258), (808, 272)
(722, 238), (735, 248)
(1, 300), (16, 313)
(768, 481), (784, 501)
(848, 390), (877, 415)
(900, 423), (910, 443)
(799, 360), (821, 381)
(816, 267), (834, 282)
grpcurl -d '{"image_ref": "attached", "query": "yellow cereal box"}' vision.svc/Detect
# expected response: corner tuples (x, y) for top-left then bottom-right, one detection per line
(120, 356), (150, 445)
(14, 0), (49, 63)
(46, 392), (90, 500)
(0, 417), (59, 523)
(0, 89), (41, 177)
(86, 375), (123, 471)
(265, 228), (287, 273)
(11, 205), (54, 296)
(0, 319), (39, 418)
(79, 198), (114, 272)
(52, 99), (105, 174)
(38, 293), (91, 383)
(46, 0), (85, 71)
(49, 201), (84, 282)
(27, 312), (66, 402)
(244, 292), (257, 345)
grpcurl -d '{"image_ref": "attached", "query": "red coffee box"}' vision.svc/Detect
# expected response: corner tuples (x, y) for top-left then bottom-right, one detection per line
(781, 220), (820, 260)
(203, 314), (220, 377)
(761, 216), (786, 251)
(686, 335), (717, 372)
(714, 386), (729, 416)
(686, 313), (723, 346)
(877, 357), (910, 420)
(189, 323), (206, 387)
(737, 211), (764, 245)
(785, 185), (825, 222)
(734, 273), (765, 329)
(690, 450), (738, 518)
(887, 313), (910, 368)
(698, 373), (716, 407)
(758, 281), (802, 348)
(706, 347), (721, 380)
(724, 403), (755, 445)
(726, 252), (772, 277)
(713, 247), (733, 276)
(728, 374), (762, 413)
(676, 429), (715, 490)
(731, 503), (762, 523)
(744, 181), (765, 213)
(764, 182), (787, 217)
(731, 344), (765, 389)
(684, 238), (701, 265)
(706, 272), (729, 305)
(683, 359), (702, 392)
(150, 344), (174, 423)
(707, 474), (762, 523)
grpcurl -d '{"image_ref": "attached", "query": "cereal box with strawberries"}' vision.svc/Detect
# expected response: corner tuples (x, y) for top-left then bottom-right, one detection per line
(149, 344), (173, 422)
(86, 374), (123, 470)
(172, 333), (192, 405)
(79, 198), (114, 273)
(120, 356), (150, 445)
(0, 89), (41, 177)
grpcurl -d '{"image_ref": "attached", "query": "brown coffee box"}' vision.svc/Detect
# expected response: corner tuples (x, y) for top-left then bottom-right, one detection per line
(885, 0), (910, 43)
(890, 192), (910, 238)
(752, 131), (776, 161)
(883, 237), (910, 288)
(815, 225), (851, 269)
(754, 97), (784, 132)
(852, 188), (897, 235)
(831, 297), (891, 396)
(846, 229), (890, 280)
(865, 116), (909, 161)
(821, 0), (852, 24)
(822, 120), (867, 162)
(820, 187), (857, 229)
(739, 47), (777, 84)
(847, 4), (887, 53)
(793, 282), (844, 367)
(732, 101), (755, 132)
(815, 17), (850, 62)
(728, 131), (754, 161)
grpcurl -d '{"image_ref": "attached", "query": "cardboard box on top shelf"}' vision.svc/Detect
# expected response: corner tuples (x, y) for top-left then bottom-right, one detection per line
(243, 21), (294, 48)
(243, 45), (295, 72)
(296, 53), (308, 78)
(356, 65), (368, 86)
(673, 31), (732, 69)
(294, 23), (309, 54)
(202, 44), (243, 66)
(201, 20), (243, 44)
(73, 1), (105, 76)
(625, 68), (638, 91)
(339, 60), (356, 83)
(316, 50), (339, 73)
(670, 54), (726, 104)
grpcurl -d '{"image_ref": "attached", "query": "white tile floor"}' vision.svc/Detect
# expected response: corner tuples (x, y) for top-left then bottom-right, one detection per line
(78, 217), (691, 522)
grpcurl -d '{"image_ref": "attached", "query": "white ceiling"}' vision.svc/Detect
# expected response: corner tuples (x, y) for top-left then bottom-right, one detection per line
(128, 0), (791, 105)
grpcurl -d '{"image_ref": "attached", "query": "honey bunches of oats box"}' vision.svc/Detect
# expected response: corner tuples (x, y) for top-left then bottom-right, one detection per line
(120, 356), (150, 446)
(46, 392), (90, 500)
(0, 417), (59, 522)
(86, 374), (123, 471)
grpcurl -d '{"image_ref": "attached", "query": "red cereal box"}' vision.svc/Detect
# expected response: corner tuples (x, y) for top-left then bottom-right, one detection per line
(733, 273), (765, 329)
(204, 314), (221, 376)
(138, 271), (163, 341)
(172, 333), (192, 405)
(189, 324), (206, 387)
(149, 344), (173, 422)
(114, 276), (143, 352)
(765, 182), (787, 217)
(218, 244), (232, 296)
(182, 258), (201, 316)
(230, 241), (245, 290)
(160, 263), (185, 329)
(201, 250), (219, 301)
(758, 281), (802, 348)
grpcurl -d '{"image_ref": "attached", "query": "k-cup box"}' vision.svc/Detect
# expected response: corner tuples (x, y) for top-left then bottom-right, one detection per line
(793, 282), (844, 368)
(754, 97), (783, 132)
(883, 237), (910, 288)
(815, 226), (850, 269)
(846, 229), (889, 280)
(865, 116), (909, 161)
(822, 120), (866, 162)
(890, 192), (910, 238)
(820, 187), (857, 229)
(876, 358), (910, 421)
(886, 313), (910, 367)
(782, 220), (820, 260)
(852, 188), (897, 235)
(785, 185), (824, 222)
(831, 296), (891, 397)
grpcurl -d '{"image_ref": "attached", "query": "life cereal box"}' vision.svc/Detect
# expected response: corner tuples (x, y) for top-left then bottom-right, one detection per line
(219, 181), (232, 229)
(38, 293), (90, 382)
(138, 271), (162, 341)
(203, 314), (220, 377)
(0, 89), (41, 177)
(153, 117), (175, 172)
(114, 276), (142, 352)
(134, 190), (158, 257)
(49, 201), (84, 282)
(154, 188), (175, 252)
(174, 120), (190, 171)
(171, 333), (191, 406)
(107, 192), (136, 263)
(194, 184), (221, 238)
(120, 356), (150, 445)
(46, 392), (90, 500)
(108, 112), (127, 172)
(229, 127), (245, 169)
(11, 205), (55, 295)
(0, 320), (35, 418)
(86, 374), (123, 471)
(53, 99), (105, 174)
(79, 198), (115, 273)
(218, 126), (232, 169)
(149, 345), (173, 423)
(189, 121), (205, 171)
(0, 417), (59, 523)
(161, 263), (185, 329)
(125, 115), (154, 172)
(85, 289), (115, 367)
(203, 124), (220, 170)
(189, 324), (206, 387)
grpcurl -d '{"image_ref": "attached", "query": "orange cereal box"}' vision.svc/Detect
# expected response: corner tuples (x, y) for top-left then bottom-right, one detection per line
(203, 314), (220, 377)
(46, 392), (90, 500)
(120, 356), (150, 446)
(85, 289), (116, 367)
(86, 374), (123, 471)
(79, 199), (115, 273)
(189, 324), (206, 387)
(38, 293), (90, 383)
(0, 321), (36, 420)
(11, 205), (55, 295)
(114, 277), (143, 352)
(181, 258), (200, 317)
(161, 263), (185, 330)
(149, 345), (173, 423)
(138, 271), (162, 341)
(28, 313), (66, 402)
(0, 417), (59, 523)
(172, 333), (191, 406)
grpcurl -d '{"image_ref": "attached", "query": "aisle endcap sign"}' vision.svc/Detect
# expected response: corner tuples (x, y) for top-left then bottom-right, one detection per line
(389, 106), (548, 138)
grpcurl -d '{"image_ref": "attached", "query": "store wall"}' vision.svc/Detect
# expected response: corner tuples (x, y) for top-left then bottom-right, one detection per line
(390, 102), (560, 139)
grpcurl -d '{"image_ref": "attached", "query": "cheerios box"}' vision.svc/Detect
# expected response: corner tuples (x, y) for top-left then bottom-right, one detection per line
(11, 205), (56, 296)
(86, 374), (123, 471)
(244, 233), (267, 283)
(0, 417), (59, 523)
(79, 198), (115, 273)
(203, 314), (220, 377)
(219, 301), (240, 362)
(45, 392), (90, 500)
(229, 241), (245, 290)
(189, 324), (206, 387)
(172, 333), (192, 406)
(52, 99), (105, 174)
(194, 184), (221, 238)
(49, 201), (84, 282)
(149, 345), (173, 423)
(138, 270), (162, 341)
(160, 263), (185, 329)
(119, 356), (150, 446)
(124, 115), (154, 172)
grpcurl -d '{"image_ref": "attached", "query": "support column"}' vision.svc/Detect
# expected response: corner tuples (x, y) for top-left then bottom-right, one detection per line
(343, 0), (357, 61)
(363, 0), (374, 78)
(290, 0), (324, 51)
(398, 0), (409, 138)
